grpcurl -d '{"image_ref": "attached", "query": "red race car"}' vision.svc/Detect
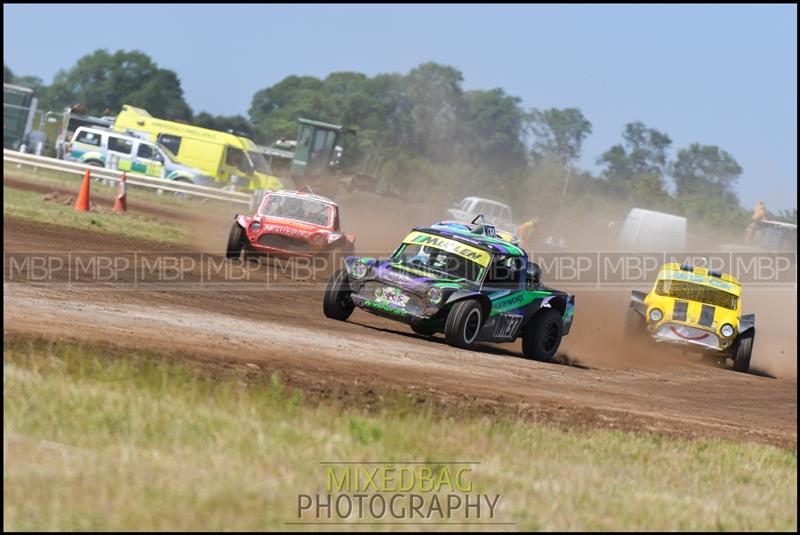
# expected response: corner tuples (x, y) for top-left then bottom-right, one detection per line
(225, 188), (355, 261)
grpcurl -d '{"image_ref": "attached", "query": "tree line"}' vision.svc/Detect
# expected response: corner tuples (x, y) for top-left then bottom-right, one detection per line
(7, 49), (788, 231)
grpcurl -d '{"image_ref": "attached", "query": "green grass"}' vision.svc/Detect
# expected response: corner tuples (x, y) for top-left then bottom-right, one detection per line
(3, 336), (796, 531)
(3, 186), (189, 246)
(3, 163), (238, 211)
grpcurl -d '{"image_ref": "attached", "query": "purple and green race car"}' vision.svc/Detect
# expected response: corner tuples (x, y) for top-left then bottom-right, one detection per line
(323, 222), (575, 361)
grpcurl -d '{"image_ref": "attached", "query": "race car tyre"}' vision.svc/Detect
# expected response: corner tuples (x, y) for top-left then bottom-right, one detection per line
(732, 332), (754, 373)
(411, 322), (437, 336)
(85, 160), (104, 167)
(522, 308), (564, 362)
(323, 269), (354, 321)
(225, 223), (245, 261)
(445, 300), (483, 348)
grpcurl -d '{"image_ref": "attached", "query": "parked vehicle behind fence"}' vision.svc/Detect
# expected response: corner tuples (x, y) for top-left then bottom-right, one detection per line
(65, 126), (215, 185)
(113, 105), (283, 192)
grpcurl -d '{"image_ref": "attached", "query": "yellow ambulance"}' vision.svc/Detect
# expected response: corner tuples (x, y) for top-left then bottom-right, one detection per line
(113, 105), (283, 191)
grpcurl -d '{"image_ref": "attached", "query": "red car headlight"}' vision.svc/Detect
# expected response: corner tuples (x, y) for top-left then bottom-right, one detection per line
(311, 234), (326, 247)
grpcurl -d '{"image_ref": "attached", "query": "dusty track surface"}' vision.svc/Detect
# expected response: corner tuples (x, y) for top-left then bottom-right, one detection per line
(4, 214), (797, 449)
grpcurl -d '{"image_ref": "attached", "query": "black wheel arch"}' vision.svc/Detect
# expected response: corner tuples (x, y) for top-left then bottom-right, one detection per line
(738, 313), (756, 337)
(629, 290), (647, 316)
(444, 290), (492, 319)
(520, 294), (569, 326)
(547, 295), (567, 316)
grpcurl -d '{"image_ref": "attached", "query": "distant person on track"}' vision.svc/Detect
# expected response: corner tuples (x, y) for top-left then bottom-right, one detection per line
(518, 217), (539, 252)
(745, 200), (767, 244)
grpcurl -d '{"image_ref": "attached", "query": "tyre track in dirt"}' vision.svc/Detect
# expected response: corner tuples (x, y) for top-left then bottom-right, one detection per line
(3, 216), (797, 448)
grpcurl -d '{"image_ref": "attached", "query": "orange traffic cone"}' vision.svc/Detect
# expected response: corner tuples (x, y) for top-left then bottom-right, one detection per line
(113, 172), (128, 213)
(74, 169), (91, 212)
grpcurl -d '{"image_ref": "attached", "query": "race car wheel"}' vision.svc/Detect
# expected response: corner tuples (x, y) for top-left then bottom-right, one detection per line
(411, 322), (437, 336)
(445, 300), (483, 348)
(522, 308), (564, 362)
(225, 223), (245, 261)
(323, 269), (354, 321)
(732, 332), (754, 373)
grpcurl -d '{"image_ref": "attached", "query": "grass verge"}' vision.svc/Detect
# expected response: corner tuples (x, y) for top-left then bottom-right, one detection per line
(3, 335), (797, 531)
(3, 163), (235, 211)
(3, 186), (189, 246)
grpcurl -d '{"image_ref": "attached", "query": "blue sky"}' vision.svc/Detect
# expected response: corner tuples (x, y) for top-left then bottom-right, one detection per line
(4, 4), (797, 211)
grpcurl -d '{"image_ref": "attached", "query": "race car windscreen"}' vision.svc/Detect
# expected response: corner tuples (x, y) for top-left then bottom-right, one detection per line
(259, 195), (333, 227)
(392, 243), (484, 282)
(655, 279), (738, 310)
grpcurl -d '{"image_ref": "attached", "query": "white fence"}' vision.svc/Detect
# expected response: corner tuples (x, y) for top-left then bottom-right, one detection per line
(4, 149), (259, 208)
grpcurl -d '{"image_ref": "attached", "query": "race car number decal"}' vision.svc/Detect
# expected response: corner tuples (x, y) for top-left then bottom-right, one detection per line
(494, 314), (523, 338)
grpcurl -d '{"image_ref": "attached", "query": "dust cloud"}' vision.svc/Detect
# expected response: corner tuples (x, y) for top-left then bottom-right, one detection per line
(338, 188), (797, 380)
(746, 290), (797, 379)
(189, 182), (796, 381)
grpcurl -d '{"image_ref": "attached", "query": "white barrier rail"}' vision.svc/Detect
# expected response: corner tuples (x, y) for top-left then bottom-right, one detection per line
(3, 149), (256, 207)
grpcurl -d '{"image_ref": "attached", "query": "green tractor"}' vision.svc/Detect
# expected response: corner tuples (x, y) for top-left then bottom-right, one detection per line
(262, 118), (387, 197)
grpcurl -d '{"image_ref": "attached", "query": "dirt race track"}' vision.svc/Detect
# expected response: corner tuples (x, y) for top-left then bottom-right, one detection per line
(3, 205), (798, 449)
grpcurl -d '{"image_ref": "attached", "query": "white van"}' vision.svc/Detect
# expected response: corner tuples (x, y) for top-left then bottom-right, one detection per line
(618, 208), (687, 252)
(447, 197), (515, 233)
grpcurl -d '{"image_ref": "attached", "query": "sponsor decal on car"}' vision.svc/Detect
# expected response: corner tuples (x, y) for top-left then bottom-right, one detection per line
(490, 291), (545, 315)
(261, 224), (311, 238)
(374, 286), (410, 308)
(662, 270), (738, 292)
(363, 299), (410, 316)
(404, 231), (491, 267)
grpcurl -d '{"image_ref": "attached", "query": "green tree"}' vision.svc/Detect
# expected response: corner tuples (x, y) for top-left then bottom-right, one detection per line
(318, 71), (378, 162)
(399, 62), (466, 162)
(672, 143), (743, 198)
(4, 64), (13, 83)
(597, 121), (673, 207)
(46, 49), (192, 120)
(248, 62), (532, 176)
(527, 107), (593, 166)
(462, 88), (528, 172)
(671, 143), (745, 228)
(598, 121), (672, 185)
(249, 75), (325, 143)
(249, 71), (409, 171)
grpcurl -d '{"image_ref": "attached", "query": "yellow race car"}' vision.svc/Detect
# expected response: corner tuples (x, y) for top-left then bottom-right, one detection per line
(625, 262), (755, 372)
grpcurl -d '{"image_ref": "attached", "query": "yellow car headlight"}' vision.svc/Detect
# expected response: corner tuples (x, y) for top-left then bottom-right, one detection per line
(720, 324), (735, 337)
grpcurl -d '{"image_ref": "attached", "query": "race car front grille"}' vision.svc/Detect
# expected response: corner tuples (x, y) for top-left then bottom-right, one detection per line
(257, 234), (309, 251)
(361, 282), (424, 312)
(698, 304), (715, 327)
(655, 280), (738, 310)
(673, 301), (688, 321)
